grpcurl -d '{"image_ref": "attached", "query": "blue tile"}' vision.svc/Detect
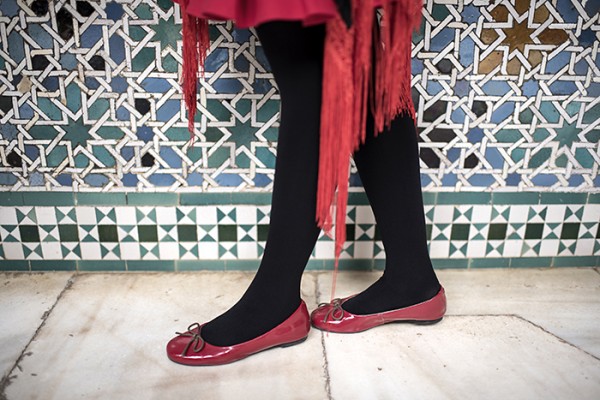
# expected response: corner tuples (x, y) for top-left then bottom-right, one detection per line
(137, 126), (153, 142)
(156, 99), (179, 121)
(441, 172), (457, 186)
(8, 32), (24, 60)
(106, 2), (125, 20)
(60, 53), (77, 69)
(485, 147), (504, 168)
(28, 24), (53, 48)
(80, 26), (102, 48)
(545, 51), (570, 74)
(148, 174), (176, 186)
(481, 81), (510, 96)
(531, 174), (558, 186)
(160, 147), (182, 168)
(111, 76), (128, 93)
(84, 174), (109, 186)
(0, 173), (18, 185)
(205, 48), (229, 72)
(186, 173), (203, 186)
(430, 28), (454, 52)
(0, 0), (19, 16)
(468, 174), (496, 186)
(216, 173), (243, 186)
(490, 102), (515, 123)
(109, 35), (125, 63)
(461, 5), (481, 24)
(122, 173), (139, 187)
(522, 80), (539, 96)
(467, 127), (484, 143)
(459, 37), (475, 67)
(505, 173), (521, 186)
(143, 78), (171, 92)
(0, 123), (18, 140)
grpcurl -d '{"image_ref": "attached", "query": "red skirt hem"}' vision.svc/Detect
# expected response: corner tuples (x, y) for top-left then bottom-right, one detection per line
(172, 0), (385, 28)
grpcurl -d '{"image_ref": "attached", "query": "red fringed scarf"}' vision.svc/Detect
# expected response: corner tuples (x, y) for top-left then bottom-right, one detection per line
(180, 0), (422, 300)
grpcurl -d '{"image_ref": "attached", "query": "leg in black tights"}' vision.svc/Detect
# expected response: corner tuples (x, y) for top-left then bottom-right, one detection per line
(200, 21), (325, 346)
(342, 112), (441, 315)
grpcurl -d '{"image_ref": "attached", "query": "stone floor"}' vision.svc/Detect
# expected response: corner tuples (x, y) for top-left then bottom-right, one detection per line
(1, 268), (599, 400)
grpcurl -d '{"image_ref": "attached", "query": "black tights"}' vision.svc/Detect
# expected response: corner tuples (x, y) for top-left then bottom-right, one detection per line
(200, 20), (440, 347)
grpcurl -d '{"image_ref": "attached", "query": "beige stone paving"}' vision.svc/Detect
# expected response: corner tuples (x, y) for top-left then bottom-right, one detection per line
(1, 268), (599, 400)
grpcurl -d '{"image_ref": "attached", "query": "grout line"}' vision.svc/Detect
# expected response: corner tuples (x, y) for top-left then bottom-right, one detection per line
(0, 274), (76, 399)
(511, 314), (600, 362)
(314, 273), (333, 400)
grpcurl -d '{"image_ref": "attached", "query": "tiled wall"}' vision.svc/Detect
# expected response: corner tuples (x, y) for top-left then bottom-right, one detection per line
(0, 0), (599, 271)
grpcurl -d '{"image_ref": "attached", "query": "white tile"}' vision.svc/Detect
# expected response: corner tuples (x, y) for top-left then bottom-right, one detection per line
(324, 315), (600, 400)
(236, 206), (256, 224)
(41, 242), (62, 259)
(198, 242), (218, 259)
(433, 205), (454, 223)
(236, 242), (258, 259)
(582, 205), (600, 222)
(471, 205), (492, 222)
(156, 206), (177, 224)
(4, 273), (327, 400)
(119, 243), (140, 259)
(34, 207), (57, 225)
(539, 238), (560, 256)
(355, 206), (375, 224)
(509, 205), (529, 222)
(0, 207), (18, 224)
(466, 239), (486, 257)
(75, 207), (97, 224)
(115, 207), (137, 225)
(546, 204), (567, 222)
(0, 272), (72, 379)
(80, 242), (101, 259)
(2, 243), (24, 259)
(197, 206), (217, 225)
(159, 242), (179, 259)
(353, 242), (374, 258)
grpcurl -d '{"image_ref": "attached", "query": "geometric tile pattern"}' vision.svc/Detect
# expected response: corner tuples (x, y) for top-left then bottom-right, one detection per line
(0, 0), (598, 192)
(1, 203), (599, 268)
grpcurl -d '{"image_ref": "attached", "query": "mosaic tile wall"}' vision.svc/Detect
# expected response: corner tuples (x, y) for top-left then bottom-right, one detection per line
(0, 0), (598, 271)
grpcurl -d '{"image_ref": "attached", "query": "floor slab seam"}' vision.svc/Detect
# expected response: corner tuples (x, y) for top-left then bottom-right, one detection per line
(445, 313), (600, 362)
(314, 273), (333, 400)
(0, 274), (76, 399)
(510, 314), (600, 362)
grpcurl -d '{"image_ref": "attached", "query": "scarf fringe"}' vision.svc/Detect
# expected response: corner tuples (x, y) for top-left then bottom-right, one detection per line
(319, 0), (422, 301)
(180, 0), (209, 148)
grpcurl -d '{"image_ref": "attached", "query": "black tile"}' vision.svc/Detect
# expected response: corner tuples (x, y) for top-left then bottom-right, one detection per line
(524, 223), (544, 240)
(19, 225), (40, 242)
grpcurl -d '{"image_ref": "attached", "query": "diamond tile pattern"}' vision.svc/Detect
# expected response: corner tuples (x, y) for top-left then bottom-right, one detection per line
(0, 204), (598, 264)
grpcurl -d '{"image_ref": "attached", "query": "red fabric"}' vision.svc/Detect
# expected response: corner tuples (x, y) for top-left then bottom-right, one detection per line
(175, 0), (422, 300)
(173, 0), (387, 28)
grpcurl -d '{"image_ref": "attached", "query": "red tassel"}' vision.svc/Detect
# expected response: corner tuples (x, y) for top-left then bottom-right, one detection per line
(180, 0), (209, 148)
(317, 0), (422, 302)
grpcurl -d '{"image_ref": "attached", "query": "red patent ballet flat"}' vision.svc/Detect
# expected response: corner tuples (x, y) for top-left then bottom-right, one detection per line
(311, 286), (447, 333)
(166, 300), (311, 366)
